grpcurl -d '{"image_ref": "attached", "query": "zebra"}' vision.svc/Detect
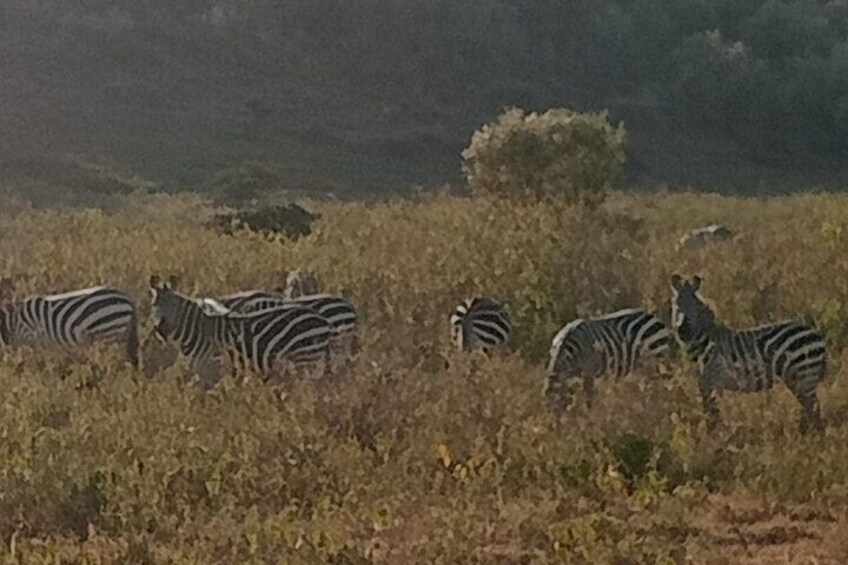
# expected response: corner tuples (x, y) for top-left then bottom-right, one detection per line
(215, 288), (360, 360)
(449, 298), (511, 353)
(278, 270), (321, 300)
(670, 274), (827, 433)
(545, 308), (672, 407)
(150, 276), (334, 386)
(677, 225), (735, 251)
(0, 283), (139, 367)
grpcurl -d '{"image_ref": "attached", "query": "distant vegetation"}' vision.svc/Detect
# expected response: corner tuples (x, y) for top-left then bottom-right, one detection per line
(3, 0), (848, 195)
(2, 190), (848, 560)
(206, 203), (320, 240)
(463, 107), (626, 205)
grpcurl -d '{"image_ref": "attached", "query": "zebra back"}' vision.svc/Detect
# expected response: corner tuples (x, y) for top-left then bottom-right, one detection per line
(548, 308), (672, 380)
(0, 286), (139, 366)
(217, 290), (358, 337)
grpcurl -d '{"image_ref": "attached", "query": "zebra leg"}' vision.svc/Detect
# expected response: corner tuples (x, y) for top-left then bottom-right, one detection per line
(699, 379), (720, 431)
(322, 343), (333, 378)
(787, 379), (824, 435)
(349, 332), (361, 360)
(583, 374), (596, 409)
(125, 314), (140, 369)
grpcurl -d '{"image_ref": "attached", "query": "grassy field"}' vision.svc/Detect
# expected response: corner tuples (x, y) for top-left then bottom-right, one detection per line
(2, 191), (848, 563)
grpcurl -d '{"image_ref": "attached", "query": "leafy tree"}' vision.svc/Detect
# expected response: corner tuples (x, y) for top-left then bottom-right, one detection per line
(462, 107), (626, 205)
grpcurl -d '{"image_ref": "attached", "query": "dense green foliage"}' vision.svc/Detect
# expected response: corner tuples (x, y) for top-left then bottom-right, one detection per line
(1, 192), (848, 561)
(462, 108), (626, 205)
(207, 204), (319, 240)
(3, 0), (848, 194)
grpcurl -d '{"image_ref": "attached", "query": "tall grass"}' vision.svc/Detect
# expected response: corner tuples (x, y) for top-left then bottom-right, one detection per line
(0, 191), (847, 562)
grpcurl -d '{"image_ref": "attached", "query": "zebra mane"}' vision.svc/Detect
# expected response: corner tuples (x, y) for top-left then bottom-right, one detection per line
(199, 298), (232, 316)
(593, 308), (647, 320)
(550, 319), (585, 350)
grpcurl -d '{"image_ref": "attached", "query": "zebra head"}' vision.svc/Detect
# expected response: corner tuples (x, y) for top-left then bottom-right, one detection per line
(0, 277), (16, 304)
(278, 270), (320, 299)
(149, 274), (188, 340)
(0, 276), (26, 349)
(670, 274), (714, 344)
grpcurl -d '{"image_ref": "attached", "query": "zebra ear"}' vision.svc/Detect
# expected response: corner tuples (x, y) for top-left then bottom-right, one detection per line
(692, 275), (702, 291)
(670, 274), (683, 291)
(167, 275), (180, 289)
(149, 275), (162, 289)
(0, 277), (14, 301)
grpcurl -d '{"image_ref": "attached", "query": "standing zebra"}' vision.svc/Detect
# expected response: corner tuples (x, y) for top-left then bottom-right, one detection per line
(545, 309), (672, 407)
(150, 276), (334, 386)
(0, 284), (139, 367)
(215, 288), (360, 360)
(450, 298), (511, 353)
(671, 274), (827, 433)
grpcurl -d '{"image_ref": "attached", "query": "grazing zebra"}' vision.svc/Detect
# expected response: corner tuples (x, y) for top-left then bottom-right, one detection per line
(671, 274), (827, 433)
(215, 289), (360, 359)
(150, 276), (334, 386)
(450, 298), (511, 353)
(0, 284), (139, 367)
(545, 309), (672, 407)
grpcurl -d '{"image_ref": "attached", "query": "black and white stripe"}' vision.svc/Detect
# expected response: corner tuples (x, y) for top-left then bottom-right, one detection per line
(150, 277), (333, 385)
(671, 274), (827, 433)
(545, 308), (672, 407)
(215, 290), (359, 359)
(0, 286), (139, 367)
(450, 298), (511, 353)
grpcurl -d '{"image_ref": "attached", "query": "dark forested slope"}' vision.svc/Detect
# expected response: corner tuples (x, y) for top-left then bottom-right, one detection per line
(2, 0), (848, 196)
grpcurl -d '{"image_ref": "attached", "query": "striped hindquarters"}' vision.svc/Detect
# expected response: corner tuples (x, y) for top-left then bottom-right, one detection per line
(548, 309), (671, 379)
(240, 305), (334, 374)
(713, 321), (827, 388)
(15, 287), (136, 347)
(218, 291), (358, 338)
(450, 298), (511, 352)
(291, 295), (358, 337)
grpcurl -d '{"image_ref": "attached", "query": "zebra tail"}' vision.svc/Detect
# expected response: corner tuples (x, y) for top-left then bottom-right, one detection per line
(126, 309), (140, 369)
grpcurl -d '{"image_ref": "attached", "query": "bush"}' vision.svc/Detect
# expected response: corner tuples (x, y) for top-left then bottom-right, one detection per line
(461, 107), (627, 205)
(206, 204), (320, 241)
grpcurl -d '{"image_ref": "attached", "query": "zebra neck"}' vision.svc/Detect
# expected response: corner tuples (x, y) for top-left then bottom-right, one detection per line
(682, 324), (718, 362)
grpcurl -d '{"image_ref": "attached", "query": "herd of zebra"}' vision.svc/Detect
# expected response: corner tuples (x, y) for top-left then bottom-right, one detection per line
(0, 271), (829, 433)
(452, 275), (826, 434)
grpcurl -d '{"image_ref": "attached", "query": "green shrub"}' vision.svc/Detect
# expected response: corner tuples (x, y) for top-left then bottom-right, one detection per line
(461, 107), (627, 205)
(207, 204), (320, 241)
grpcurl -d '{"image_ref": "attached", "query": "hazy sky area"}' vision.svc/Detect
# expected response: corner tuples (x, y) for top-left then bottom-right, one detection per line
(2, 0), (848, 198)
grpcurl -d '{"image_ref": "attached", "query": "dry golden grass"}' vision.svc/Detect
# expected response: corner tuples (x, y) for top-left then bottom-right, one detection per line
(1, 191), (848, 563)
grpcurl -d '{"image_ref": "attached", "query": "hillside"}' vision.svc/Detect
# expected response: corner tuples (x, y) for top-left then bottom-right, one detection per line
(2, 1), (848, 199)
